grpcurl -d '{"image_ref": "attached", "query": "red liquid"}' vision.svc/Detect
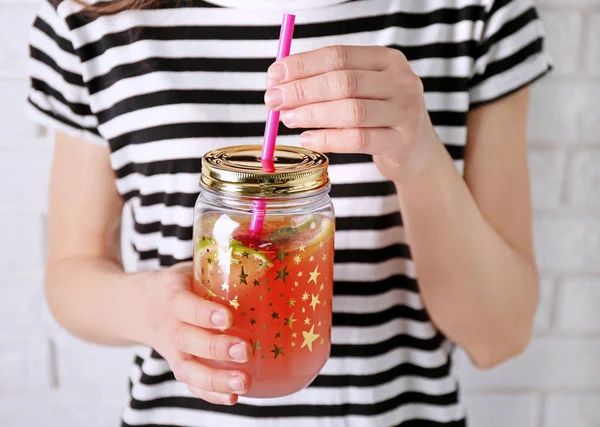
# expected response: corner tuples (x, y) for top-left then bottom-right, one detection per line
(193, 215), (334, 398)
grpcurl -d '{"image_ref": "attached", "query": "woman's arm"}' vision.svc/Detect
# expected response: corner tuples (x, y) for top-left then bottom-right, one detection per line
(45, 131), (150, 346)
(264, 45), (540, 370)
(45, 132), (253, 404)
(394, 88), (539, 369)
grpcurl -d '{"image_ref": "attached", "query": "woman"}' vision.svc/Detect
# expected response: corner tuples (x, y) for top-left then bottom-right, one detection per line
(27, 0), (551, 425)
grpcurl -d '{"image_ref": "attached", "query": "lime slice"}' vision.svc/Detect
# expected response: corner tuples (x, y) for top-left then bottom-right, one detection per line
(231, 244), (273, 267)
(267, 215), (318, 245)
(295, 215), (318, 230)
(197, 236), (215, 252)
(197, 236), (272, 266)
(291, 216), (333, 249)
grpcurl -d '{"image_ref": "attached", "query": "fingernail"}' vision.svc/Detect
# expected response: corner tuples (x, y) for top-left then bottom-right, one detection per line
(281, 110), (296, 126)
(210, 310), (229, 327)
(228, 342), (248, 361)
(268, 63), (286, 82)
(220, 393), (235, 405)
(227, 375), (246, 393)
(264, 88), (284, 109)
(299, 132), (314, 148)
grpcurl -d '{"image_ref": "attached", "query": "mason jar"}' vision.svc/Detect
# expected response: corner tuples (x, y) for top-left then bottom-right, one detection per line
(192, 145), (335, 399)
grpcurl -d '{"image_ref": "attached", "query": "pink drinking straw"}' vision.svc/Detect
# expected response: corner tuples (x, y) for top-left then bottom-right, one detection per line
(249, 13), (296, 236)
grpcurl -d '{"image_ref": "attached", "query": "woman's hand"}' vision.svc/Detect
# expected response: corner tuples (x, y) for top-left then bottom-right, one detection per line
(265, 45), (440, 182)
(140, 262), (252, 405)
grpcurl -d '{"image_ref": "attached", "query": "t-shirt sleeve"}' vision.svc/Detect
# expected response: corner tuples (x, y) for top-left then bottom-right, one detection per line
(26, 1), (105, 145)
(469, 0), (553, 108)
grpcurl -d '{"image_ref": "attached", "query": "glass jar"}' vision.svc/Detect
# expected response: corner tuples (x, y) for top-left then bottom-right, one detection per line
(192, 145), (335, 399)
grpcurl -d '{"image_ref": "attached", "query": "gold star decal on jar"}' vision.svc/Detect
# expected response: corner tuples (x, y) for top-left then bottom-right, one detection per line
(319, 284), (324, 291)
(293, 255), (301, 265)
(297, 271), (303, 277)
(240, 250), (250, 259)
(302, 307), (306, 313)
(309, 255), (315, 262)
(308, 265), (321, 284)
(292, 332), (297, 338)
(221, 281), (230, 292)
(253, 279), (260, 287)
(301, 325), (320, 352)
(291, 341), (296, 347)
(310, 294), (321, 311)
(299, 244), (305, 252)
(321, 253), (327, 261)
(229, 296), (240, 310)
(250, 318), (256, 326)
(319, 241), (324, 249)
(275, 332), (281, 339)
(287, 298), (296, 307)
(271, 311), (279, 319)
(301, 292), (309, 302)
(271, 344), (284, 359)
(320, 338), (325, 346)
(304, 317), (310, 325)
(294, 281), (299, 287)
(283, 313), (296, 328)
(275, 265), (289, 283)
(238, 267), (248, 285)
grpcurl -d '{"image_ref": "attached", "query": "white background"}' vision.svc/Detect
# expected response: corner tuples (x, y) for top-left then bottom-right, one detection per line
(0, 0), (599, 425)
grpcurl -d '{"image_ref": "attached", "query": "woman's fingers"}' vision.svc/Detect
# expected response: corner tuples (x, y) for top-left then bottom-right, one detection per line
(281, 99), (399, 129)
(173, 358), (251, 395)
(268, 45), (400, 83)
(265, 70), (391, 111)
(173, 322), (251, 363)
(300, 128), (403, 155)
(169, 288), (233, 330)
(188, 386), (238, 406)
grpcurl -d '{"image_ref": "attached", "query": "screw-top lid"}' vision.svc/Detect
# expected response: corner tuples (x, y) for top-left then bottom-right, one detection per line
(201, 145), (330, 197)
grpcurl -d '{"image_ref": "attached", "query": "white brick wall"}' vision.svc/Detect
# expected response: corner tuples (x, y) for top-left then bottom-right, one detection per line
(1, 0), (599, 426)
(544, 394), (600, 427)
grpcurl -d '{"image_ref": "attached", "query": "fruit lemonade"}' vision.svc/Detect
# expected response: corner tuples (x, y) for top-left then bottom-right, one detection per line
(193, 211), (334, 398)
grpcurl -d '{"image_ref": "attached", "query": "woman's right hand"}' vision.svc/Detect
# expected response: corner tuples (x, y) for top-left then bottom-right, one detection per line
(139, 262), (252, 405)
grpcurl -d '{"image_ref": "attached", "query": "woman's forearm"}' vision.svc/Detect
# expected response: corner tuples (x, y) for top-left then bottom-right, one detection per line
(395, 140), (539, 369)
(45, 257), (153, 347)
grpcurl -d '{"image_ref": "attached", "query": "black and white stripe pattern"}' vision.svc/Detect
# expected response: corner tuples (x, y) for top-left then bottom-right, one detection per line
(27, 0), (551, 425)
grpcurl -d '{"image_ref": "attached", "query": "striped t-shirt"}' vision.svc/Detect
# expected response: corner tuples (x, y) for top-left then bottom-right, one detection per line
(27, 0), (551, 426)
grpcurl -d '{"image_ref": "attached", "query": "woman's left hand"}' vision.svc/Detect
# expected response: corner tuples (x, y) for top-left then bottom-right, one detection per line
(265, 45), (440, 183)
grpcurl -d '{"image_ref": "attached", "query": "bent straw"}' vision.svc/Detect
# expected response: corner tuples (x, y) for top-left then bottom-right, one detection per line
(249, 13), (296, 236)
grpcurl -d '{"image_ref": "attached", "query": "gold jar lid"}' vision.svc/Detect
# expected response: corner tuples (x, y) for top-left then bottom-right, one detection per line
(201, 145), (330, 197)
